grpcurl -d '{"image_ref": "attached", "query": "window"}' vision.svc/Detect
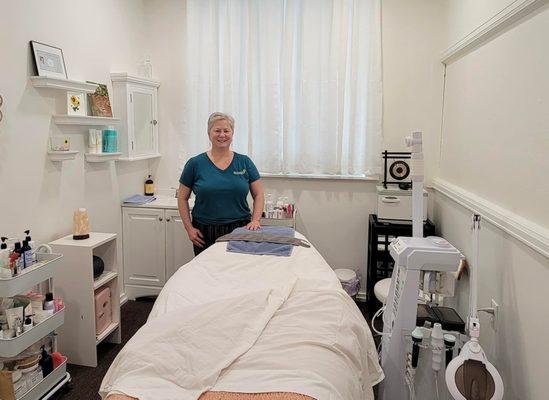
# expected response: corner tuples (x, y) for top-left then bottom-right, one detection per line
(181, 0), (382, 177)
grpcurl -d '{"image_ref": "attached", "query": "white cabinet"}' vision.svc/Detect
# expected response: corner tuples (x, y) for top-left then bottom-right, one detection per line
(50, 233), (121, 367)
(165, 209), (193, 279)
(122, 208), (166, 288)
(111, 73), (160, 161)
(123, 207), (194, 299)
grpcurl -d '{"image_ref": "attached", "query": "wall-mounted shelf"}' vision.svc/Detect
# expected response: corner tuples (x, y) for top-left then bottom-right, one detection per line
(117, 153), (162, 162)
(30, 76), (98, 93)
(85, 152), (122, 162)
(53, 115), (120, 126)
(47, 150), (79, 161)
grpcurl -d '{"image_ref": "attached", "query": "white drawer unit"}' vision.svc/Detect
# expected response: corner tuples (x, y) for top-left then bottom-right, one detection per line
(377, 185), (427, 221)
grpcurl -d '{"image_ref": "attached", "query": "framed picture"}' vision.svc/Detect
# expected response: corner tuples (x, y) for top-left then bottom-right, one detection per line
(67, 91), (86, 116)
(30, 41), (67, 79)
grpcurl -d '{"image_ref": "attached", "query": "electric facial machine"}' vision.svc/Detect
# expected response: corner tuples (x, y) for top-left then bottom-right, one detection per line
(378, 132), (463, 400)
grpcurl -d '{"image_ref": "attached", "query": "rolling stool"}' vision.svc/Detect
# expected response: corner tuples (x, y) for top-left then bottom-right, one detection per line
(374, 278), (391, 304)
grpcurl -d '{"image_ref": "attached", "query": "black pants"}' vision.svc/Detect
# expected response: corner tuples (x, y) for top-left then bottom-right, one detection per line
(192, 218), (250, 256)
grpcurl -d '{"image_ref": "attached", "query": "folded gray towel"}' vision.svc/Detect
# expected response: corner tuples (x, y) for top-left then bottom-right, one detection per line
(216, 232), (311, 248)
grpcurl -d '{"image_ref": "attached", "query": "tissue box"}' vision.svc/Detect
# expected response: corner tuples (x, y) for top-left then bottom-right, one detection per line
(94, 287), (112, 335)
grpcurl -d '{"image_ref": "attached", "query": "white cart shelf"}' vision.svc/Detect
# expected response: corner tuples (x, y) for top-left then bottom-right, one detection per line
(0, 309), (64, 357)
(0, 252), (70, 398)
(20, 357), (69, 400)
(50, 232), (121, 367)
(0, 253), (61, 298)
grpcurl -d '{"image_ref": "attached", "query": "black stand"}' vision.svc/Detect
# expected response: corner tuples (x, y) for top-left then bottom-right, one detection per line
(366, 214), (435, 311)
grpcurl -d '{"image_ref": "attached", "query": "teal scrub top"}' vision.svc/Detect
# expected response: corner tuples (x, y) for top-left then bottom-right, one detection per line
(179, 152), (261, 224)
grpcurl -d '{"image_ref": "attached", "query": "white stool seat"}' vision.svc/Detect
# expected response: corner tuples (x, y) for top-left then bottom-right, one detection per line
(374, 278), (391, 304)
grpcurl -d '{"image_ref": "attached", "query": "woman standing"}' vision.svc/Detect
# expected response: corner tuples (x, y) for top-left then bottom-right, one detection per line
(177, 112), (265, 255)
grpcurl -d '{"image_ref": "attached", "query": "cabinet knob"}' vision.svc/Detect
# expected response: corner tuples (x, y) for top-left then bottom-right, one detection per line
(152, 119), (158, 125)
(159, 217), (163, 221)
(166, 217), (171, 222)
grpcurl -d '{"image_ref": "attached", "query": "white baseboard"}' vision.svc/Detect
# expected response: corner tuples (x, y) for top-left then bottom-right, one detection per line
(433, 178), (549, 259)
(120, 292), (128, 306)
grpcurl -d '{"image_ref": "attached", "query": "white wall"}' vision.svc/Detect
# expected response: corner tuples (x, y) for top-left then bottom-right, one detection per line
(434, 1), (549, 398)
(145, 0), (448, 290)
(0, 1), (150, 291)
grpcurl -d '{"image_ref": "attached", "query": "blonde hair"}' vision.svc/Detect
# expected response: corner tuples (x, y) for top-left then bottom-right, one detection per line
(207, 112), (235, 134)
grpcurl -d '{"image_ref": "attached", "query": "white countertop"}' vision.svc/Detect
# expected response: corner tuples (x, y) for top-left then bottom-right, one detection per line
(121, 195), (194, 210)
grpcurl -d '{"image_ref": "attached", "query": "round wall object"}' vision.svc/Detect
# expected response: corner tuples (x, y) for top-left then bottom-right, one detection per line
(389, 160), (410, 180)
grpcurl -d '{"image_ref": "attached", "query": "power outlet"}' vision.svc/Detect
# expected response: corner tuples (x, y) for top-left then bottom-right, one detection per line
(490, 299), (499, 330)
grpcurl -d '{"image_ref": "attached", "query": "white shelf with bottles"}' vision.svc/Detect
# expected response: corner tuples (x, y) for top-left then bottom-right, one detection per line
(0, 309), (64, 357)
(30, 76), (98, 93)
(52, 115), (120, 126)
(84, 152), (122, 163)
(47, 150), (79, 162)
(20, 357), (69, 400)
(0, 252), (70, 398)
(0, 254), (62, 298)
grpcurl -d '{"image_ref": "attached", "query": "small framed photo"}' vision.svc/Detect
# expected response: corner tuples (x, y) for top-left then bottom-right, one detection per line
(30, 41), (67, 79)
(67, 91), (86, 116)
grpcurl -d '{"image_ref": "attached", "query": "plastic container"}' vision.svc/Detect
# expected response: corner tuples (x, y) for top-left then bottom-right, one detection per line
(102, 128), (118, 153)
(94, 287), (112, 335)
(335, 268), (360, 299)
(20, 364), (42, 389)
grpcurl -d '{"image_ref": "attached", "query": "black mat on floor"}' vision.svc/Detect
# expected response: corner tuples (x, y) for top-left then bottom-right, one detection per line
(51, 299), (154, 400)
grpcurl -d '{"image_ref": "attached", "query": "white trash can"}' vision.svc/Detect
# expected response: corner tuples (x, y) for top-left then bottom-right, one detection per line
(335, 268), (360, 300)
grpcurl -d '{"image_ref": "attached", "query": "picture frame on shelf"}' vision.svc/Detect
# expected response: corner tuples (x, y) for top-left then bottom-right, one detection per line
(30, 41), (68, 79)
(87, 82), (113, 117)
(67, 91), (86, 116)
(49, 136), (71, 151)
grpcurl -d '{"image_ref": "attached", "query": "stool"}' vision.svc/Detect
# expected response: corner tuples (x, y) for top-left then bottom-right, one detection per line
(374, 278), (391, 304)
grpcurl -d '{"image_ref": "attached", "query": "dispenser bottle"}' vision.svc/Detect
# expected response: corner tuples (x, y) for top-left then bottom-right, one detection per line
(145, 175), (154, 196)
(38, 346), (54, 377)
(13, 242), (24, 270)
(0, 238), (10, 278)
(24, 230), (36, 263)
(22, 240), (32, 268)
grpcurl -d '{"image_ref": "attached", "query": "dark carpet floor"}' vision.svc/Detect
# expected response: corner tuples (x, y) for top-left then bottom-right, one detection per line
(51, 299), (378, 399)
(51, 299), (155, 400)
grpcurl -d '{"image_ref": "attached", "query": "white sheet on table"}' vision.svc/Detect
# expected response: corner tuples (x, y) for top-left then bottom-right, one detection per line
(100, 233), (383, 400)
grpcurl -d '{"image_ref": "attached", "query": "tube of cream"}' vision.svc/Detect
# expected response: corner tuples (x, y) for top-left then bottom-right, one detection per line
(89, 129), (97, 154)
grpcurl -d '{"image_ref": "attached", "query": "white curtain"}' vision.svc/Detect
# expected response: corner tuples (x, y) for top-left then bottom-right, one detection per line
(181, 0), (382, 177)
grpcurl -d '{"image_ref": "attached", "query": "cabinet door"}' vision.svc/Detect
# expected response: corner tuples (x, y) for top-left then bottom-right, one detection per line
(122, 208), (166, 287)
(165, 209), (194, 280)
(128, 85), (158, 158)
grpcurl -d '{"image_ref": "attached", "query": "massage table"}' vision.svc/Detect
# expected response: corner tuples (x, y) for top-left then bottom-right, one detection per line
(100, 232), (383, 400)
